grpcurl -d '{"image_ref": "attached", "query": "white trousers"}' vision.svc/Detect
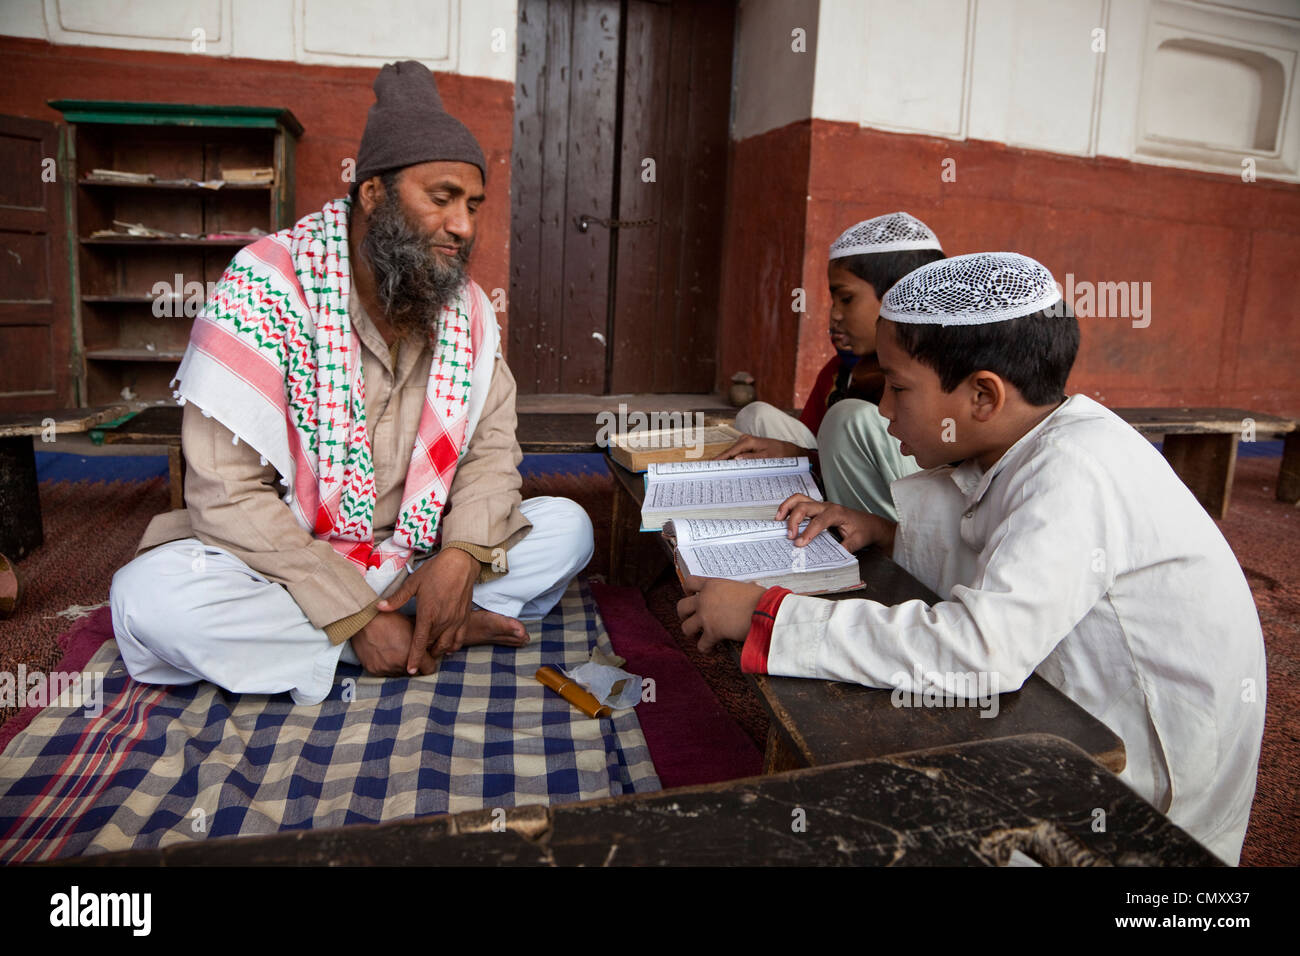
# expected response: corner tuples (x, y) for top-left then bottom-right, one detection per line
(733, 401), (817, 449)
(816, 399), (920, 521)
(109, 497), (594, 705)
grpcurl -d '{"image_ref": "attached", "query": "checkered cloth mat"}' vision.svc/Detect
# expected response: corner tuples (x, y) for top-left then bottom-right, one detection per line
(0, 579), (659, 862)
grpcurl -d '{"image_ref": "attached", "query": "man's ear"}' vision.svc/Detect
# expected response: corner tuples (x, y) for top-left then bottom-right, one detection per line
(968, 370), (1006, 423)
(357, 175), (387, 217)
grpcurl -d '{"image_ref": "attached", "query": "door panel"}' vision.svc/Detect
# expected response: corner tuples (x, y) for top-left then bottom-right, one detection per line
(611, 0), (732, 393)
(0, 114), (73, 411)
(511, 0), (620, 393)
(509, 0), (733, 395)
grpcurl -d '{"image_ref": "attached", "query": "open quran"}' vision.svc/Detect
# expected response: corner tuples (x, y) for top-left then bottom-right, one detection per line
(663, 517), (862, 594)
(639, 456), (821, 531)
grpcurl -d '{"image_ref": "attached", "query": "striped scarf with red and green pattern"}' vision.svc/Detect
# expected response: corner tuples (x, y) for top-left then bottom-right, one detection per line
(173, 197), (490, 580)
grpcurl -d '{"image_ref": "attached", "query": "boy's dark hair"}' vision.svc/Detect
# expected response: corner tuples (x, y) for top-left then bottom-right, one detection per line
(885, 304), (1080, 406)
(835, 248), (948, 299)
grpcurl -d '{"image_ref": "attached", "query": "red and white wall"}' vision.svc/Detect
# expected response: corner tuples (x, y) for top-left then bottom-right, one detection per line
(4, 0), (1298, 416)
(0, 0), (517, 337)
(719, 0), (1300, 417)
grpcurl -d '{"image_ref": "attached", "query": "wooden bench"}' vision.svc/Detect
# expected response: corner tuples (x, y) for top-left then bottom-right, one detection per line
(0, 404), (128, 558)
(57, 734), (1214, 866)
(1114, 407), (1295, 519)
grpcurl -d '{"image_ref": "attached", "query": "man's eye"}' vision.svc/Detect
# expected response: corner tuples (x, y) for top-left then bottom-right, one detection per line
(429, 193), (449, 205)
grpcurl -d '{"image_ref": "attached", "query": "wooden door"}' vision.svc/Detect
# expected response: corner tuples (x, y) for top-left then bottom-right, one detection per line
(509, 0), (734, 394)
(0, 115), (75, 411)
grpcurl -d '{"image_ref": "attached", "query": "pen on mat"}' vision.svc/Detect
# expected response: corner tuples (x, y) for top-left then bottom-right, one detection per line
(534, 666), (612, 718)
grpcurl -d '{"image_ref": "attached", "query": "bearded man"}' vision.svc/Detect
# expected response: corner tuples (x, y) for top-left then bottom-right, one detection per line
(109, 61), (593, 704)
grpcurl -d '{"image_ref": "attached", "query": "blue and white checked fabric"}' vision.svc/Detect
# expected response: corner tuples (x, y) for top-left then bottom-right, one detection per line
(0, 579), (659, 862)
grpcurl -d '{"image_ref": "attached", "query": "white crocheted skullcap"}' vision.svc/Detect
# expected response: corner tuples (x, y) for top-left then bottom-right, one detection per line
(828, 212), (943, 259)
(880, 252), (1063, 326)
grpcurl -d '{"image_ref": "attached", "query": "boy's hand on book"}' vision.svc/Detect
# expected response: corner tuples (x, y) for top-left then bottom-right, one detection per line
(715, 434), (805, 461)
(776, 494), (892, 553)
(676, 574), (764, 652)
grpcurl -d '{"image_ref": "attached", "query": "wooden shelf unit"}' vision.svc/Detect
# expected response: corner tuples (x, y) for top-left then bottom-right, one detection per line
(49, 100), (302, 405)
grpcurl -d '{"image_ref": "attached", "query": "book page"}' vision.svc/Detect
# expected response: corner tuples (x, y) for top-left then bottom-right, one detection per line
(647, 456), (807, 479)
(644, 471), (819, 511)
(667, 517), (798, 546)
(680, 530), (856, 579)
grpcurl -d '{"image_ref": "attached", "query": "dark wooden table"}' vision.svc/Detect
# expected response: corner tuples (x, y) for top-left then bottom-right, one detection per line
(0, 404), (128, 557)
(605, 455), (1126, 776)
(58, 734), (1206, 866)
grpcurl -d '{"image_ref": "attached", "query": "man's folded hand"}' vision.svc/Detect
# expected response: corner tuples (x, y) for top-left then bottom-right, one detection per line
(350, 611), (437, 677)
(378, 546), (481, 673)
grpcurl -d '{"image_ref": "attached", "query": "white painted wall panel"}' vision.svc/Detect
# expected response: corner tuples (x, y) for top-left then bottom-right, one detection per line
(5, 0), (516, 81)
(1094, 0), (1149, 160)
(52, 0), (224, 41)
(44, 0), (231, 54)
(0, 0), (46, 39)
(969, 0), (1106, 155)
(298, 0), (454, 67)
(732, 0), (820, 141)
(815, 0), (971, 136)
(864, 0), (970, 136)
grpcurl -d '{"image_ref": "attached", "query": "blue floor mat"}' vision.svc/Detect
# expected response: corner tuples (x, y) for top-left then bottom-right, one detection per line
(35, 452), (168, 483)
(35, 451), (610, 483)
(518, 453), (608, 477)
(34, 443), (1278, 484)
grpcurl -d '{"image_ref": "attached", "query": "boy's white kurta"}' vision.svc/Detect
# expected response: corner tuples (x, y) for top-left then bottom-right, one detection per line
(764, 394), (1266, 865)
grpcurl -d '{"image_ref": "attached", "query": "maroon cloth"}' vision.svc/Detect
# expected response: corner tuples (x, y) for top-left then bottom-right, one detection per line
(800, 357), (840, 435)
(589, 582), (762, 788)
(356, 60), (486, 184)
(0, 606), (113, 755)
(800, 354), (887, 435)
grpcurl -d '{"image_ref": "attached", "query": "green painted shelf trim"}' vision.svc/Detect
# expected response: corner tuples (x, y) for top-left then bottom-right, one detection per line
(48, 100), (304, 137)
(89, 411), (140, 446)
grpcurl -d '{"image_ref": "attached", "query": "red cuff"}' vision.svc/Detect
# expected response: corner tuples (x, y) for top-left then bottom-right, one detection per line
(741, 586), (792, 674)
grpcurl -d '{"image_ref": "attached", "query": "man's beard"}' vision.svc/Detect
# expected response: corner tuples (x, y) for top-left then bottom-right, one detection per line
(359, 189), (473, 337)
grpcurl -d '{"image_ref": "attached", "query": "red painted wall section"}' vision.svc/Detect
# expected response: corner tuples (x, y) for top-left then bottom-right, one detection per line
(0, 37), (515, 345)
(716, 120), (813, 408)
(792, 120), (1300, 416)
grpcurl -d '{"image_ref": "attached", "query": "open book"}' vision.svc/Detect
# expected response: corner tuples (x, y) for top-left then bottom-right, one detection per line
(606, 423), (743, 472)
(663, 517), (862, 594)
(640, 456), (820, 531)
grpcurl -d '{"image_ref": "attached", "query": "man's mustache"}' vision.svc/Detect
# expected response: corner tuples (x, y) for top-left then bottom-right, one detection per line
(432, 237), (472, 265)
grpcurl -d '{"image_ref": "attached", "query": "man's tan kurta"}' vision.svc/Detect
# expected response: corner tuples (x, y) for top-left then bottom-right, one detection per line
(135, 291), (531, 643)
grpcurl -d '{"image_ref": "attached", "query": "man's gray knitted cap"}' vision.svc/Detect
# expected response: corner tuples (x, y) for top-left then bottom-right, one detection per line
(355, 60), (486, 185)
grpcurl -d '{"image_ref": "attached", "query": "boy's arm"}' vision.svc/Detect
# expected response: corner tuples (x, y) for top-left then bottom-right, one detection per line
(745, 443), (1121, 693)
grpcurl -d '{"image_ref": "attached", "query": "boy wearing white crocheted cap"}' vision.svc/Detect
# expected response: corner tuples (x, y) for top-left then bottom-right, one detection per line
(718, 212), (944, 520)
(679, 251), (1266, 865)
